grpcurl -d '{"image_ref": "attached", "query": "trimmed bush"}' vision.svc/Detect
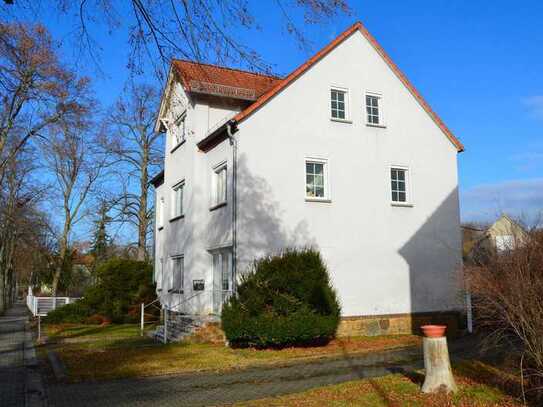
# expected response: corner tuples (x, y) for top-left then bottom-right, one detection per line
(42, 300), (91, 324)
(45, 258), (156, 324)
(221, 248), (341, 348)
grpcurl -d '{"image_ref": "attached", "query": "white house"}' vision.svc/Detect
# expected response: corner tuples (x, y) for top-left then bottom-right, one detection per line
(151, 22), (465, 337)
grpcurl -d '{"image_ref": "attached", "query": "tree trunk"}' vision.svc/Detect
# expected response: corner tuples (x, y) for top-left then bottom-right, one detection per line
(52, 228), (69, 296)
(0, 258), (5, 314)
(422, 336), (458, 393)
(136, 146), (149, 261)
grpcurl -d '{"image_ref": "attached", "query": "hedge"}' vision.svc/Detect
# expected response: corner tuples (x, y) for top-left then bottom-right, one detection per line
(221, 248), (341, 348)
(45, 258), (156, 324)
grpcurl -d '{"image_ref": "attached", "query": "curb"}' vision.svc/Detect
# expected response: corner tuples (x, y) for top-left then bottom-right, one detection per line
(47, 351), (67, 381)
(24, 322), (48, 407)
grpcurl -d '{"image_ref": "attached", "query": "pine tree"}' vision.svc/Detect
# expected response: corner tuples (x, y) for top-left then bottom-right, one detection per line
(90, 202), (111, 271)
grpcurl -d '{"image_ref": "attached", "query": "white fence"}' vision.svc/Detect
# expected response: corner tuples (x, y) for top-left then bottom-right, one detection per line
(26, 294), (80, 316)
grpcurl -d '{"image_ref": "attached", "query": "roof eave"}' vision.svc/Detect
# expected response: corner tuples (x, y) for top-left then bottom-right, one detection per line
(196, 122), (231, 152)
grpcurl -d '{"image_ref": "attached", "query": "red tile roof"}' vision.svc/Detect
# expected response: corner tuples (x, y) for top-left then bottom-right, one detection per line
(173, 60), (281, 100)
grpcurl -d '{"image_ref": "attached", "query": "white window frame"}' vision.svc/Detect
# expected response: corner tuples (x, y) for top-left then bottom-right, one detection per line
(157, 196), (165, 230)
(305, 157), (331, 202)
(212, 250), (232, 292)
(390, 165), (413, 206)
(170, 112), (186, 151)
(171, 180), (185, 219)
(365, 92), (385, 127)
(211, 161), (227, 208)
(170, 255), (184, 294)
(330, 86), (351, 122)
(495, 235), (514, 253)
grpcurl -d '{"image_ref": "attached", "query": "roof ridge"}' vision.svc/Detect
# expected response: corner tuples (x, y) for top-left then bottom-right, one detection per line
(172, 59), (282, 80)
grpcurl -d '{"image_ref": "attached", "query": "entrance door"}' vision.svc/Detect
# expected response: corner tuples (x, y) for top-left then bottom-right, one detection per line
(212, 249), (232, 314)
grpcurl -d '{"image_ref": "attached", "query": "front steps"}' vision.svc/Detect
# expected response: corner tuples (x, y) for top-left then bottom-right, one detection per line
(149, 312), (224, 343)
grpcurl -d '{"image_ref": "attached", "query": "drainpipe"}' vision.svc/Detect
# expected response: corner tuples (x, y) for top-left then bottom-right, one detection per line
(226, 120), (238, 293)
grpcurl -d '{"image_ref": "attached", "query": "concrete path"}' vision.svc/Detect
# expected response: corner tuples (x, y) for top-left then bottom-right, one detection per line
(0, 301), (45, 407)
(47, 346), (423, 407)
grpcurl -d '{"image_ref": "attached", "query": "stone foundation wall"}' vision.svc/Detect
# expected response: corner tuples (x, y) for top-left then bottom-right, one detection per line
(337, 311), (463, 338)
(181, 312), (463, 344)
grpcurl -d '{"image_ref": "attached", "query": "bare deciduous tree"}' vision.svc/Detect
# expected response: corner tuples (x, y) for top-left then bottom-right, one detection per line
(3, 1), (350, 77)
(42, 123), (107, 295)
(465, 227), (543, 402)
(104, 83), (162, 261)
(0, 140), (46, 311)
(0, 22), (91, 183)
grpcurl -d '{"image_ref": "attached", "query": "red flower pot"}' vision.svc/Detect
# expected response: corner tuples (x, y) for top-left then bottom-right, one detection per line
(421, 325), (447, 338)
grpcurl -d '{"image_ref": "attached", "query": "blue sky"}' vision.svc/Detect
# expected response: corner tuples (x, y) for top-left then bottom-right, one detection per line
(36, 0), (543, 225)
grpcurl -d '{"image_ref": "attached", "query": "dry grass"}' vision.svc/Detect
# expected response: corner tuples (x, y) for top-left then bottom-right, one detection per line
(44, 323), (420, 381)
(232, 362), (524, 407)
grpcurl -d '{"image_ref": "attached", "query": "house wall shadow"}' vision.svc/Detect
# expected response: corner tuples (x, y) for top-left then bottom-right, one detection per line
(235, 153), (317, 276)
(399, 186), (464, 335)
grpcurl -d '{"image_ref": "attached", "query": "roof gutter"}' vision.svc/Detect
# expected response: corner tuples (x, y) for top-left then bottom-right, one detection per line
(197, 119), (235, 152)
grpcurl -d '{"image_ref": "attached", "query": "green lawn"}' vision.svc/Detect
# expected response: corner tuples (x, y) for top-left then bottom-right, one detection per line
(233, 363), (523, 406)
(43, 323), (421, 381)
(42, 323), (524, 405)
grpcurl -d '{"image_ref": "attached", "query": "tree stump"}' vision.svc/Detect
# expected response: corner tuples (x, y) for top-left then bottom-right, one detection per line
(422, 336), (458, 393)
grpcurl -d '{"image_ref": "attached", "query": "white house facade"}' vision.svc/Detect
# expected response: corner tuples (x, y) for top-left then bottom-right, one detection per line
(151, 22), (465, 337)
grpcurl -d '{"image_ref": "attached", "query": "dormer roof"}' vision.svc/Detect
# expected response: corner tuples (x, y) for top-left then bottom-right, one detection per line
(172, 60), (281, 101)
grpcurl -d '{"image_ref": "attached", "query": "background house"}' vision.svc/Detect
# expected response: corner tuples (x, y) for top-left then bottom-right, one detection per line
(462, 214), (529, 265)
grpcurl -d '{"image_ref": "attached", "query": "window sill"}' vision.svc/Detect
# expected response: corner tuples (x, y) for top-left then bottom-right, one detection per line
(366, 123), (386, 129)
(391, 202), (414, 208)
(330, 117), (352, 124)
(168, 289), (184, 294)
(305, 198), (332, 203)
(209, 201), (227, 211)
(170, 139), (186, 154)
(169, 214), (185, 222)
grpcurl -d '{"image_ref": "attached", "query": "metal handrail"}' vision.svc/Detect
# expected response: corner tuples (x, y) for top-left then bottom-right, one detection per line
(143, 297), (161, 310)
(165, 290), (206, 313)
(141, 289), (234, 342)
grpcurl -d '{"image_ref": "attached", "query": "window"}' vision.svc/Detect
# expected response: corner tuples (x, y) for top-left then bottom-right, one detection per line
(305, 159), (328, 200)
(211, 249), (232, 313)
(496, 235), (514, 253)
(171, 114), (186, 149)
(211, 163), (227, 207)
(390, 168), (408, 203)
(157, 197), (164, 229)
(330, 88), (347, 120)
(170, 256), (184, 293)
(171, 181), (184, 218)
(212, 251), (231, 291)
(366, 94), (381, 125)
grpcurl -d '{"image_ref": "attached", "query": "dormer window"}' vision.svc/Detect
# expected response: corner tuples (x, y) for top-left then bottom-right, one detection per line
(171, 113), (186, 151)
